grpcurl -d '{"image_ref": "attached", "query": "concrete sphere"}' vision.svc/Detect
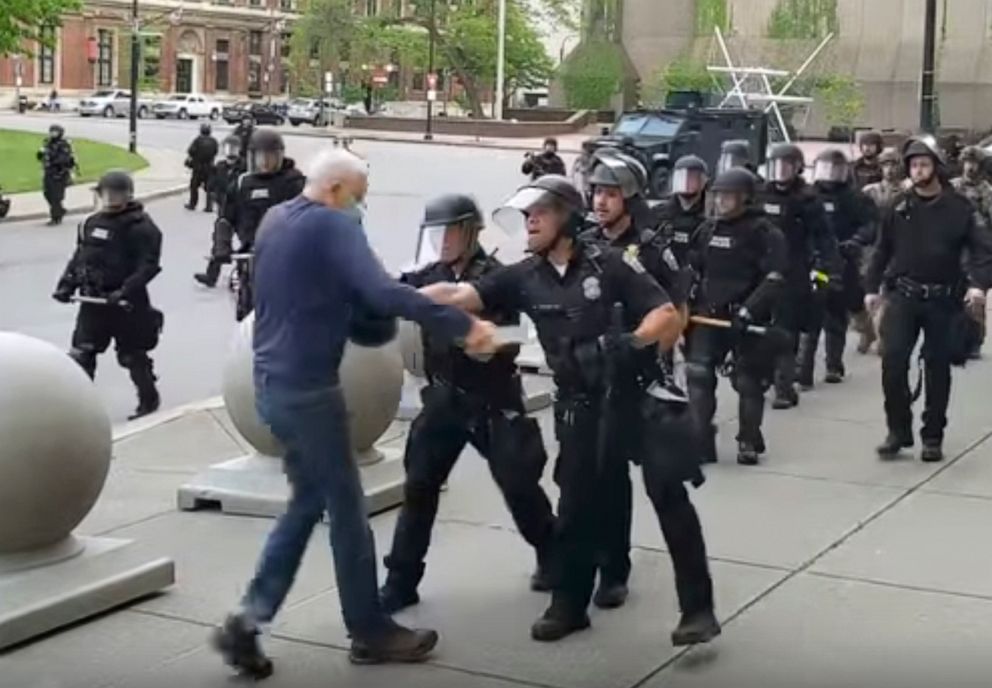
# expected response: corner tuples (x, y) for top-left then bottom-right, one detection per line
(222, 315), (403, 459)
(0, 332), (112, 553)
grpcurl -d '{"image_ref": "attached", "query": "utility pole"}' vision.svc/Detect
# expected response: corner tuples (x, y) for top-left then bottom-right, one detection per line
(494, 0), (506, 120)
(128, 0), (139, 153)
(424, 0), (436, 140)
(920, 0), (937, 133)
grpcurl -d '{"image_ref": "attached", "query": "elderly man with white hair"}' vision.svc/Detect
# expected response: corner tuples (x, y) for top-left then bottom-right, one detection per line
(213, 147), (499, 678)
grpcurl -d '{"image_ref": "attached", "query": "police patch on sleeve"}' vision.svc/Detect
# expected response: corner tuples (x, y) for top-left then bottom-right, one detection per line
(622, 246), (646, 274)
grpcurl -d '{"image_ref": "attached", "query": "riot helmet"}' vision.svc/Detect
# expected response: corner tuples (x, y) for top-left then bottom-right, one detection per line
(961, 145), (986, 180)
(717, 139), (752, 174)
(248, 128), (285, 174)
(902, 136), (944, 189)
(767, 143), (804, 184)
(493, 175), (585, 255)
(859, 131), (883, 158)
(710, 168), (756, 219)
(671, 154), (708, 196)
(48, 124), (64, 140)
(95, 169), (134, 211)
(221, 135), (240, 161)
(587, 150), (648, 199)
(200, 123), (212, 136)
(241, 113), (254, 127)
(418, 194), (484, 266)
(879, 147), (903, 182)
(543, 137), (559, 154)
(813, 149), (850, 185)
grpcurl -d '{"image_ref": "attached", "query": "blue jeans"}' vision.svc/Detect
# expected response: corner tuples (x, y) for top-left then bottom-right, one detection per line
(241, 377), (390, 638)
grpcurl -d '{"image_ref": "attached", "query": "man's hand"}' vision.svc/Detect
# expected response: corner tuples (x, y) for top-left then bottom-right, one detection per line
(463, 318), (499, 356)
(964, 288), (987, 314)
(106, 290), (126, 306)
(52, 289), (73, 304)
(864, 293), (882, 313)
(731, 307), (754, 336)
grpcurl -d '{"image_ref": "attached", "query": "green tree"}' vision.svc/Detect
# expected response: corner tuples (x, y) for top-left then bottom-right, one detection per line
(813, 73), (864, 130)
(641, 57), (712, 108)
(0, 0), (81, 56)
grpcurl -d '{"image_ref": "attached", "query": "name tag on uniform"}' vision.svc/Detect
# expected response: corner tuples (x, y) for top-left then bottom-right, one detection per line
(764, 203), (781, 216)
(250, 188), (270, 200)
(673, 231), (689, 244)
(823, 202), (835, 213)
(709, 235), (732, 249)
(91, 228), (111, 240)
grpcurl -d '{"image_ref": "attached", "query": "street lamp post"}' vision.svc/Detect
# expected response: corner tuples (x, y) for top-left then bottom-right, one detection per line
(128, 0), (139, 153)
(494, 0), (506, 120)
(424, 0), (436, 141)
(920, 0), (937, 133)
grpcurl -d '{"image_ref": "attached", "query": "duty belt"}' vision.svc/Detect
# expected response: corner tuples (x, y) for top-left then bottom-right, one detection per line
(894, 277), (954, 301)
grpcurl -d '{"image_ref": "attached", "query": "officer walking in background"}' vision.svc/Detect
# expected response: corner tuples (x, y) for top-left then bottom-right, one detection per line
(52, 170), (164, 420)
(379, 194), (557, 613)
(420, 175), (719, 647)
(951, 145), (992, 356)
(716, 140), (760, 177)
(866, 137), (992, 462)
(798, 149), (876, 385)
(758, 143), (840, 409)
(522, 138), (567, 180)
(194, 130), (305, 304)
(185, 123), (219, 212)
(687, 168), (787, 465)
(233, 114), (255, 164)
(863, 147), (906, 210)
(208, 135), (246, 218)
(655, 155), (709, 266)
(580, 150), (690, 610)
(37, 124), (76, 225)
(852, 131), (884, 189)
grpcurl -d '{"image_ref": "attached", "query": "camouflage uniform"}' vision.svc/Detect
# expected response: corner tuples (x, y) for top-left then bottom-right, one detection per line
(863, 180), (905, 212)
(952, 169), (992, 353)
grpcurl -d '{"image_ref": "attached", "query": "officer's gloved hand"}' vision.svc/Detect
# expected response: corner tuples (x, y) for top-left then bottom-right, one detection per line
(106, 290), (126, 307)
(731, 307), (753, 336)
(52, 289), (73, 304)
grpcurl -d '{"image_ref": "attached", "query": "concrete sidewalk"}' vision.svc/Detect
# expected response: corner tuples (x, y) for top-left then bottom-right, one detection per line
(1, 146), (189, 223)
(6, 329), (992, 688)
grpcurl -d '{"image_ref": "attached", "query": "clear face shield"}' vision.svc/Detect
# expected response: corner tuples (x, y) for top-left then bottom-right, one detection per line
(768, 158), (797, 184)
(48, 127), (62, 140)
(251, 149), (283, 174)
(671, 168), (705, 196)
(222, 139), (240, 160)
(418, 221), (478, 266)
(716, 153), (744, 174)
(493, 187), (564, 255)
(813, 160), (847, 184)
(97, 187), (130, 212)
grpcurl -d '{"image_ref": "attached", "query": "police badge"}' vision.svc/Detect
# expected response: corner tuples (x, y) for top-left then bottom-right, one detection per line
(582, 275), (602, 301)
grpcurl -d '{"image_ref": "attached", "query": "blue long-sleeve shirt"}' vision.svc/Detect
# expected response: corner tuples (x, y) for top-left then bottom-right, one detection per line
(253, 196), (473, 388)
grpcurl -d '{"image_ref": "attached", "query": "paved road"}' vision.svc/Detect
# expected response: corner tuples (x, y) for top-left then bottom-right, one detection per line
(0, 115), (571, 422)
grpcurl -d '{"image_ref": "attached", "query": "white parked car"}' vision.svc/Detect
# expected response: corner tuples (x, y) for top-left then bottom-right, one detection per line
(287, 98), (342, 127)
(78, 89), (152, 118)
(152, 94), (222, 120)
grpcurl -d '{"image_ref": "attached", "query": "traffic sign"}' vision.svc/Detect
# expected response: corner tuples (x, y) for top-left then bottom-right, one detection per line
(427, 72), (438, 90)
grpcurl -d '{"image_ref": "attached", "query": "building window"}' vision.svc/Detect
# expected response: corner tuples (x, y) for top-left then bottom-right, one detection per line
(248, 61), (261, 92)
(39, 26), (56, 84)
(365, 0), (377, 16)
(249, 31), (263, 56)
(412, 71), (424, 91)
(215, 60), (229, 91)
(280, 0), (295, 9)
(216, 38), (230, 56)
(280, 33), (292, 58)
(249, 0), (261, 6)
(97, 29), (113, 86)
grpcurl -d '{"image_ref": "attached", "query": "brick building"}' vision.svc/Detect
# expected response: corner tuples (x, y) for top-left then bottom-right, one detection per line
(0, 0), (300, 100)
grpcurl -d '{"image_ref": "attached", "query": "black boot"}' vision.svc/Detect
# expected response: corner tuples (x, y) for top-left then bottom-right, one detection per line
(671, 609), (721, 646)
(593, 579), (629, 609)
(796, 334), (815, 390)
(736, 441), (759, 466)
(378, 581), (420, 614)
(194, 259), (222, 288)
(531, 599), (591, 642)
(772, 386), (798, 410)
(699, 425), (718, 464)
(824, 366), (845, 384)
(128, 359), (160, 421)
(530, 549), (553, 592)
(349, 620), (439, 665)
(877, 432), (914, 458)
(921, 442), (944, 463)
(212, 613), (274, 679)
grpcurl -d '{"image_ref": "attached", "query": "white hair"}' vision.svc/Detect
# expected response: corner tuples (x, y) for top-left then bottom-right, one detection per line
(305, 147), (369, 189)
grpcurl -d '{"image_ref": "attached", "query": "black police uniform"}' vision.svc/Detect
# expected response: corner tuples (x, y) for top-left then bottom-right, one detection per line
(522, 152), (567, 180)
(475, 243), (714, 630)
(37, 135), (76, 224)
(579, 215), (688, 597)
(382, 249), (556, 602)
(655, 193), (708, 267)
(209, 155), (246, 219)
(687, 208), (788, 460)
(852, 156), (883, 190)
(233, 121), (255, 164)
(758, 178), (840, 405)
(867, 188), (992, 449)
(55, 201), (164, 413)
(799, 180), (876, 382)
(186, 133), (219, 211)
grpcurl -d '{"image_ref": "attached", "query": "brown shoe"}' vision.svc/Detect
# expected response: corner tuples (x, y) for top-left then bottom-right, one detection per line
(349, 624), (439, 665)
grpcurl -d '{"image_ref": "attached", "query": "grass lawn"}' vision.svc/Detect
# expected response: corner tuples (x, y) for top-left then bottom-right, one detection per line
(0, 129), (147, 194)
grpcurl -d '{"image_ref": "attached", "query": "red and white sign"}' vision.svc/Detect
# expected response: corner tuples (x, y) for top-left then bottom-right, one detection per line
(427, 72), (438, 90)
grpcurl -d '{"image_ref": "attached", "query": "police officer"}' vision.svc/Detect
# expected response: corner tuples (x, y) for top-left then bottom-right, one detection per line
(852, 131), (884, 189)
(759, 143), (840, 409)
(797, 149), (876, 385)
(687, 168), (787, 465)
(951, 146), (992, 356)
(208, 135), (246, 218)
(233, 114), (255, 164)
(379, 194), (557, 613)
(52, 170), (164, 420)
(185, 123), (219, 212)
(716, 139), (759, 176)
(656, 155), (709, 266)
(194, 129), (305, 297)
(581, 150), (689, 609)
(866, 137), (992, 461)
(863, 147), (905, 210)
(36, 124), (76, 225)
(522, 137), (567, 180)
(421, 175), (719, 646)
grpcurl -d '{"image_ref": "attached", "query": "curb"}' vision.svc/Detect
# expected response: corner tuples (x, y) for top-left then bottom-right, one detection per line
(2, 183), (188, 223)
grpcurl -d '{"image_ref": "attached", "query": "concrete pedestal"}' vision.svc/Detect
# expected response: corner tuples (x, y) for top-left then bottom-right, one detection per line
(0, 536), (174, 649)
(176, 448), (406, 518)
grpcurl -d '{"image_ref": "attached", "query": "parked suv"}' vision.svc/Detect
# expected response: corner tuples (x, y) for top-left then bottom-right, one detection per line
(78, 89), (152, 118)
(287, 98), (341, 127)
(153, 94), (222, 120)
